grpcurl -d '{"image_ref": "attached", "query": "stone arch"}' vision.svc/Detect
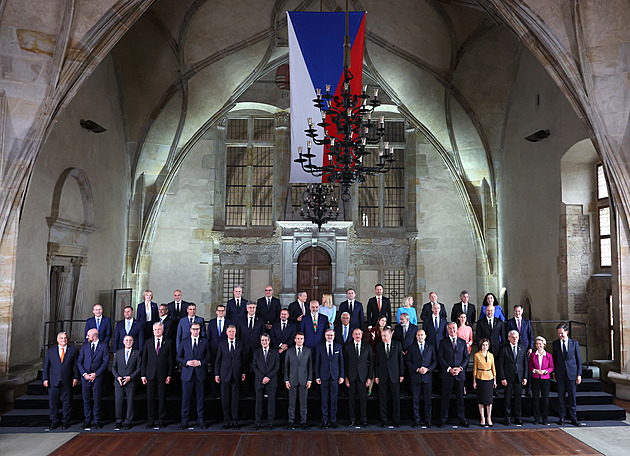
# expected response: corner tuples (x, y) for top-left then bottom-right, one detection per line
(519, 290), (532, 321)
(49, 167), (95, 227)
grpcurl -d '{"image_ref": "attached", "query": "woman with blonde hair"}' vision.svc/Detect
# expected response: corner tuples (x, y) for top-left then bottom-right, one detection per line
(528, 335), (554, 425)
(396, 295), (417, 325)
(320, 293), (336, 328)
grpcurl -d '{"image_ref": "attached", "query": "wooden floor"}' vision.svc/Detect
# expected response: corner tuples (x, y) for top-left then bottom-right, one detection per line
(49, 429), (601, 456)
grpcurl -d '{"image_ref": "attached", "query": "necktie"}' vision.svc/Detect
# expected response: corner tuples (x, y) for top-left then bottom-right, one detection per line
(343, 326), (348, 342)
(328, 343), (332, 358)
(156, 338), (161, 355)
(236, 299), (240, 311)
(463, 304), (467, 315)
(125, 350), (130, 365)
(452, 338), (457, 350)
(176, 302), (180, 314)
(434, 316), (438, 332)
(267, 298), (271, 307)
(91, 343), (95, 354)
(230, 341), (234, 354)
(298, 347), (302, 358)
(563, 340), (567, 356)
(218, 319), (222, 334)
(249, 317), (254, 330)
(189, 317), (193, 326)
(126, 320), (131, 334)
(489, 318), (493, 330)
(378, 297), (381, 312)
(420, 343), (424, 357)
(282, 322), (286, 332)
(349, 301), (353, 313)
(96, 318), (100, 331)
(386, 343), (390, 357)
(356, 343), (360, 358)
(264, 349), (268, 361)
(60, 347), (65, 363)
(313, 316), (317, 332)
(403, 325), (407, 338)
(518, 319), (522, 333)
(193, 339), (198, 353)
(513, 345), (517, 359)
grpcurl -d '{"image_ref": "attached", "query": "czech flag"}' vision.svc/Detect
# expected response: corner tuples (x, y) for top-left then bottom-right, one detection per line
(288, 11), (366, 183)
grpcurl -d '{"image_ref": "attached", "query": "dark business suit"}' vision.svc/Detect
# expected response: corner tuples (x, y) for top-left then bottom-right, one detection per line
(288, 299), (307, 325)
(215, 339), (244, 425)
(176, 315), (206, 351)
(552, 337), (582, 421)
(177, 336), (210, 425)
(438, 336), (469, 423)
(270, 320), (297, 351)
(137, 301), (159, 339)
(114, 318), (144, 351)
(284, 345), (312, 424)
(475, 316), (505, 355)
(252, 347), (280, 425)
(344, 341), (373, 423)
(207, 317), (228, 359)
(142, 336), (174, 424)
(497, 343), (528, 421)
(406, 341), (437, 423)
(422, 315), (447, 350)
(112, 347), (142, 425)
(450, 302), (476, 327)
(43, 345), (79, 426)
(393, 323), (418, 352)
(420, 302), (447, 322)
(77, 341), (109, 425)
(84, 316), (112, 348)
(334, 323), (353, 346)
(157, 316), (175, 342)
(226, 297), (248, 323)
(167, 300), (190, 323)
(301, 313), (328, 351)
(505, 318), (533, 351)
(374, 340), (404, 424)
(256, 296), (281, 327)
(315, 341), (344, 424)
(337, 300), (364, 330)
(366, 295), (392, 327)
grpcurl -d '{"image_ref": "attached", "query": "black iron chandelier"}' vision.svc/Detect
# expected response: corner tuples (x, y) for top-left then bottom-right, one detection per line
(300, 183), (340, 230)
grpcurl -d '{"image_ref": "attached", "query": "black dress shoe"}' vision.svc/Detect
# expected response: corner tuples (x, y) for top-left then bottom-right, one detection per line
(459, 420), (469, 428)
(94, 423), (103, 430)
(558, 418), (565, 426)
(124, 424), (132, 430)
(424, 421), (432, 428)
(348, 420), (356, 427)
(505, 418), (511, 426)
(114, 422), (122, 430)
(287, 423), (295, 430)
(47, 423), (60, 430)
(146, 422), (155, 429)
(232, 423), (241, 430)
(222, 423), (231, 429)
(301, 422), (309, 430)
(393, 422), (401, 428)
(437, 421), (445, 428)
(61, 424), (71, 430)
(361, 421), (368, 427)
(320, 422), (329, 429)
(81, 421), (91, 430)
(330, 421), (339, 429)
(159, 422), (167, 429)
(200, 422), (208, 429)
(178, 425), (186, 430)
(571, 419), (581, 426)
(533, 419), (539, 425)
(266, 424), (273, 430)
(253, 423), (262, 430)
(515, 419), (523, 426)
(411, 422), (419, 428)
(541, 420), (548, 425)
(380, 421), (387, 428)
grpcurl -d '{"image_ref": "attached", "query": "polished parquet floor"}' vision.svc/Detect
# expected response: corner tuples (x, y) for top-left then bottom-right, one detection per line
(48, 429), (601, 456)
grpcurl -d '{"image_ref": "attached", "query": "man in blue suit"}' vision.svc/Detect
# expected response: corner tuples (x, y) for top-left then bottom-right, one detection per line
(176, 303), (206, 351)
(226, 285), (248, 323)
(207, 304), (228, 398)
(77, 328), (109, 429)
(406, 329), (437, 427)
(505, 304), (534, 395)
(315, 329), (344, 428)
(177, 321), (210, 429)
(301, 300), (329, 353)
(84, 304), (112, 348)
(114, 305), (144, 351)
(438, 322), (470, 427)
(553, 323), (582, 426)
(337, 288), (364, 330)
(43, 331), (79, 430)
(137, 289), (159, 340)
(423, 302), (447, 350)
(215, 325), (246, 429)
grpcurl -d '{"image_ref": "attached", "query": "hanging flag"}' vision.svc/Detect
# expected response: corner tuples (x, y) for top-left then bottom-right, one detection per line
(288, 11), (366, 183)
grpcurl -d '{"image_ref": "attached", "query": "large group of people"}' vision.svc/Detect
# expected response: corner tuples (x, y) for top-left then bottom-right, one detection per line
(42, 286), (583, 431)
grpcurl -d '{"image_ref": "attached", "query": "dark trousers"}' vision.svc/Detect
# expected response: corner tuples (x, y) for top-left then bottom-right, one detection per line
(254, 383), (277, 424)
(378, 379), (401, 423)
(288, 384), (308, 423)
(81, 377), (103, 423)
(504, 376), (523, 419)
(348, 379), (368, 422)
(48, 383), (73, 425)
(146, 377), (168, 422)
(531, 378), (550, 422)
(220, 378), (240, 424)
(181, 372), (205, 424)
(114, 381), (136, 424)
(556, 373), (577, 420)
(440, 375), (465, 422)
(321, 379), (339, 423)
(411, 381), (432, 423)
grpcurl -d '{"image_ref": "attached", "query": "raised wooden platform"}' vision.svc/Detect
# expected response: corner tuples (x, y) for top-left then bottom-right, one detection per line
(48, 429), (601, 456)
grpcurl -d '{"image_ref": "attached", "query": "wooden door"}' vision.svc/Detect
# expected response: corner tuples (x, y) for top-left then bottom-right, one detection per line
(297, 247), (332, 304)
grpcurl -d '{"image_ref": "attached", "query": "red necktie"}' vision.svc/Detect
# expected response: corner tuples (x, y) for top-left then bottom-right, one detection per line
(378, 297), (381, 312)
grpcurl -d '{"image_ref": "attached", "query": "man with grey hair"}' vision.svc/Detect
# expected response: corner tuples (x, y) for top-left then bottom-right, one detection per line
(252, 333), (280, 429)
(142, 321), (174, 428)
(451, 290), (476, 326)
(438, 322), (469, 427)
(374, 327), (404, 427)
(497, 330), (528, 425)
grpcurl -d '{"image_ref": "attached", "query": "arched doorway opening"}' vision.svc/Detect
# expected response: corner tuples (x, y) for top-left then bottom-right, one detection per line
(297, 247), (332, 305)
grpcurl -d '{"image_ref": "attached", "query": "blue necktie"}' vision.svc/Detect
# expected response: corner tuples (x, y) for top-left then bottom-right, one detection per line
(96, 318), (100, 331)
(343, 326), (348, 342)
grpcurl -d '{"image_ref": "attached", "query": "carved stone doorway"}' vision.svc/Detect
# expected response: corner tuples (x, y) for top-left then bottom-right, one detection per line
(297, 247), (332, 304)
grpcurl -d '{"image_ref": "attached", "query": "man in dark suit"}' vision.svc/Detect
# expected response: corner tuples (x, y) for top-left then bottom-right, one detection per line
(157, 304), (175, 342)
(176, 303), (206, 350)
(315, 328), (344, 428)
(177, 321), (210, 429)
(420, 291), (447, 322)
(450, 290), (476, 327)
(288, 291), (308, 325)
(141, 321), (174, 428)
(167, 289), (189, 323)
(226, 285), (248, 323)
(334, 312), (353, 346)
(77, 328), (109, 429)
(344, 327), (373, 427)
(207, 303), (228, 398)
(270, 309), (297, 356)
(114, 305), (144, 351)
(423, 302), (447, 350)
(393, 312), (417, 354)
(505, 304), (534, 395)
(374, 327), (404, 427)
(256, 285), (281, 330)
(366, 283), (391, 328)
(112, 334), (142, 430)
(43, 331), (79, 430)
(215, 325), (246, 429)
(252, 334), (280, 429)
(284, 332), (312, 429)
(137, 289), (159, 340)
(406, 329), (437, 427)
(84, 303), (112, 348)
(238, 302), (265, 396)
(475, 304), (505, 355)
(301, 300), (329, 353)
(438, 322), (470, 427)
(497, 330), (528, 425)
(337, 288), (364, 330)
(552, 323), (582, 426)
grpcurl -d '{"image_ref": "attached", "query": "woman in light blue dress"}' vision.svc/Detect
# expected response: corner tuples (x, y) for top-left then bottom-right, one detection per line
(396, 295), (418, 325)
(320, 292), (336, 328)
